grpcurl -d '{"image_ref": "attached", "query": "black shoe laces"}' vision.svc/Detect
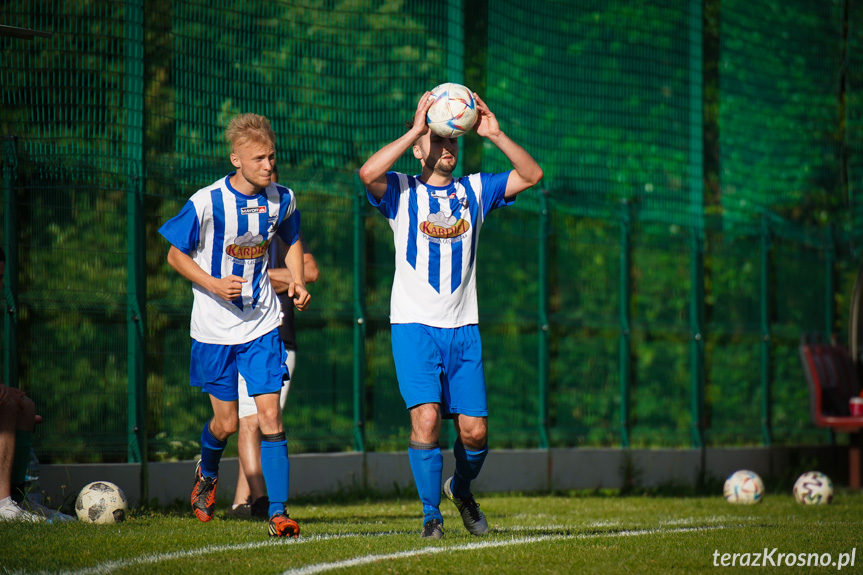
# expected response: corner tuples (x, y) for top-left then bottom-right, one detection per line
(461, 496), (481, 522)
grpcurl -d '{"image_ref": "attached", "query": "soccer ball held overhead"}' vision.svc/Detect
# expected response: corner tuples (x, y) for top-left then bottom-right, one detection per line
(426, 83), (478, 138)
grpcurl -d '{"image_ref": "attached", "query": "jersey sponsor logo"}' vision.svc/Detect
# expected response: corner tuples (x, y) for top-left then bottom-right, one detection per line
(240, 206), (268, 215)
(226, 231), (269, 260)
(420, 215), (470, 240)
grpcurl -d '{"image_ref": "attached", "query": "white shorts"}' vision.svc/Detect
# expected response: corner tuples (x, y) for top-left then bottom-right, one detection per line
(238, 349), (296, 418)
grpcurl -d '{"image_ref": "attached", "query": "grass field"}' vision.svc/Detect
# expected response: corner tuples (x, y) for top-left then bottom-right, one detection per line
(2, 489), (861, 574)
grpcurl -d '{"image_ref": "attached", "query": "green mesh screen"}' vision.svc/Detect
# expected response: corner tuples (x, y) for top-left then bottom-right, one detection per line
(484, 0), (700, 226)
(719, 0), (844, 225)
(0, 0), (858, 464)
(848, 3), (863, 236)
(703, 231), (763, 445)
(548, 214), (621, 447)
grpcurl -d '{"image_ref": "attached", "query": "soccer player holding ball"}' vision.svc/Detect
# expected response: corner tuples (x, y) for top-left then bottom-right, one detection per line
(159, 113), (309, 538)
(359, 88), (542, 539)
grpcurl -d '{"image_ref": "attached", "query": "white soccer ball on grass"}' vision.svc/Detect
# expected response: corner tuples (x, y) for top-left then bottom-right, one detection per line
(793, 471), (833, 505)
(75, 481), (128, 523)
(723, 470), (765, 504)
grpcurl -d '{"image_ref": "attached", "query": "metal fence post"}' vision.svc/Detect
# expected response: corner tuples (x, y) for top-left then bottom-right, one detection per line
(538, 190), (550, 449)
(2, 136), (18, 391)
(447, 0), (465, 179)
(689, 231), (705, 449)
(825, 225), (835, 340)
(760, 215), (772, 446)
(619, 200), (631, 448)
(688, 0), (705, 452)
(125, 0), (147, 503)
(353, 177), (366, 453)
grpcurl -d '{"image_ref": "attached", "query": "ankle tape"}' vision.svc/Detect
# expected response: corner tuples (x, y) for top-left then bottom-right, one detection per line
(262, 432), (286, 442)
(409, 440), (439, 450)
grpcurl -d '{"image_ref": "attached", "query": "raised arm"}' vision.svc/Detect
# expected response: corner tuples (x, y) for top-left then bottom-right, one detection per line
(359, 92), (435, 200)
(472, 93), (543, 198)
(166, 245), (247, 301)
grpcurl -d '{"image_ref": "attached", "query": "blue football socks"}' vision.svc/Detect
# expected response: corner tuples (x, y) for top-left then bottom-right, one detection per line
(408, 441), (443, 523)
(261, 433), (289, 517)
(199, 421), (226, 479)
(451, 441), (488, 498)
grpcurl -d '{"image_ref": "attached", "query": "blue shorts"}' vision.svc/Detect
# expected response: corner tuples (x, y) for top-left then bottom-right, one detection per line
(190, 329), (288, 402)
(391, 323), (488, 417)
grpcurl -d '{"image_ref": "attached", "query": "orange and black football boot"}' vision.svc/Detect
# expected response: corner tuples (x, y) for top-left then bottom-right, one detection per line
(190, 460), (218, 522)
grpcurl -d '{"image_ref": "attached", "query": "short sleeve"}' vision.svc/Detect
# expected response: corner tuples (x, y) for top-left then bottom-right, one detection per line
(481, 171), (514, 218)
(276, 209), (300, 246)
(158, 200), (200, 254)
(367, 172), (402, 219)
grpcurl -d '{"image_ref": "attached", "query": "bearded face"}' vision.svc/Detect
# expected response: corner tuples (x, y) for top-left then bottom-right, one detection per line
(414, 132), (459, 176)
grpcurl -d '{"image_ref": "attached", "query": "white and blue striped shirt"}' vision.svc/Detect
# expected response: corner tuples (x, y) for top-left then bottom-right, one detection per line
(159, 173), (300, 344)
(369, 171), (511, 328)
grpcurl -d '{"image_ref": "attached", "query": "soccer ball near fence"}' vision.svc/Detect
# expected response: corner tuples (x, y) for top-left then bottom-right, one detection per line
(75, 481), (128, 524)
(793, 471), (833, 505)
(723, 470), (765, 504)
(426, 83), (478, 138)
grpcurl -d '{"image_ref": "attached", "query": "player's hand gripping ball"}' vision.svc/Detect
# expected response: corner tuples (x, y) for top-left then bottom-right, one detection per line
(723, 470), (765, 504)
(793, 471), (833, 505)
(426, 83), (478, 138)
(75, 480), (128, 523)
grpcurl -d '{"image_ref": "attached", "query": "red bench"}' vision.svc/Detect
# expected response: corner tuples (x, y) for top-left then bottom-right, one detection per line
(798, 334), (863, 488)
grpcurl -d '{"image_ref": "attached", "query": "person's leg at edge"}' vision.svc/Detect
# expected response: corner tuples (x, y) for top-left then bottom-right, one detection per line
(451, 415), (488, 498)
(254, 392), (289, 518)
(10, 396), (36, 502)
(234, 350), (293, 511)
(0, 397), (18, 502)
(408, 403), (443, 523)
(234, 415), (264, 506)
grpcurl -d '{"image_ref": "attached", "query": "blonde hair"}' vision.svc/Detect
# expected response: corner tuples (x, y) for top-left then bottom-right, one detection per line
(225, 113), (276, 150)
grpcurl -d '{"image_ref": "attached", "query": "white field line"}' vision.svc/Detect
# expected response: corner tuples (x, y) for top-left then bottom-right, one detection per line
(36, 531), (398, 575)
(280, 525), (730, 575)
(29, 523), (738, 575)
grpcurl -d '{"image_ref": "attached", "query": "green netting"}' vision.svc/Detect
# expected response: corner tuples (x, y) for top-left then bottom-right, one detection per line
(1, 0), (860, 464)
(167, 0), (456, 182)
(485, 0), (700, 226)
(703, 232), (763, 445)
(848, 2), (863, 236)
(720, 0), (844, 225)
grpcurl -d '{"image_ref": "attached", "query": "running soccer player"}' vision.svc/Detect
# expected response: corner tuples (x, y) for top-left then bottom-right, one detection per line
(358, 90), (542, 539)
(159, 113), (309, 538)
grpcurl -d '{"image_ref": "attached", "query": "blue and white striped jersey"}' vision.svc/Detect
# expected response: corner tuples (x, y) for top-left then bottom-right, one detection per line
(159, 174), (300, 344)
(369, 171), (512, 328)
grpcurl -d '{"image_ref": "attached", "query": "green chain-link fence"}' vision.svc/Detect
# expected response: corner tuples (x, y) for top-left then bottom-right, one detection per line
(1, 0), (861, 464)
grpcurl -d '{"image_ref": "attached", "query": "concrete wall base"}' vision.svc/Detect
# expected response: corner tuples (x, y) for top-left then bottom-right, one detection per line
(37, 445), (852, 508)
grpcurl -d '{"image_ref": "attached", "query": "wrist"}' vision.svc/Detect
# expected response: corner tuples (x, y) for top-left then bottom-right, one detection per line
(486, 129), (505, 141)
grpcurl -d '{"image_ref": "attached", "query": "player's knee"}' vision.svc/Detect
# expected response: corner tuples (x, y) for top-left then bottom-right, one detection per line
(238, 414), (260, 435)
(211, 415), (239, 439)
(408, 403), (442, 442)
(461, 430), (488, 450)
(458, 420), (488, 449)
